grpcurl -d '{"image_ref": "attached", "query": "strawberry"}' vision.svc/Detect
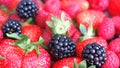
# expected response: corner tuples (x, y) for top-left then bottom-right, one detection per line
(108, 38), (120, 54)
(61, 0), (89, 18)
(0, 8), (8, 30)
(22, 24), (42, 42)
(52, 57), (82, 68)
(88, 0), (109, 11)
(76, 37), (108, 57)
(97, 18), (115, 40)
(101, 51), (119, 68)
(108, 0), (120, 16)
(46, 11), (81, 42)
(21, 46), (51, 68)
(76, 10), (106, 29)
(0, 30), (3, 41)
(0, 0), (21, 11)
(0, 39), (24, 68)
(35, 10), (50, 28)
(34, 0), (44, 11)
(41, 28), (52, 46)
(111, 16), (120, 36)
(44, 0), (61, 13)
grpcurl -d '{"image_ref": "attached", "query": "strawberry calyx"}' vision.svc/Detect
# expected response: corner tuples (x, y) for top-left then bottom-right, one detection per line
(74, 60), (96, 68)
(46, 12), (71, 35)
(79, 24), (96, 41)
(6, 33), (47, 57)
(0, 55), (4, 60)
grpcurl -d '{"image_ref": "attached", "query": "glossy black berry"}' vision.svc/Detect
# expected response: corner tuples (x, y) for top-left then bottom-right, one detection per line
(48, 34), (76, 59)
(2, 19), (21, 35)
(82, 43), (107, 68)
(16, 0), (38, 18)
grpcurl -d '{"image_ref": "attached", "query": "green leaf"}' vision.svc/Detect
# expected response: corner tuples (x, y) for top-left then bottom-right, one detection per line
(88, 65), (96, 68)
(78, 60), (87, 68)
(0, 56), (4, 60)
(79, 24), (87, 35)
(46, 21), (54, 27)
(61, 12), (65, 22)
(6, 33), (21, 39)
(87, 23), (93, 36)
(34, 45), (40, 58)
(73, 59), (77, 68)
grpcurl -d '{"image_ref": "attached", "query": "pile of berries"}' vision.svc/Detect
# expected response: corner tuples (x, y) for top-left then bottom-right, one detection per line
(0, 0), (120, 68)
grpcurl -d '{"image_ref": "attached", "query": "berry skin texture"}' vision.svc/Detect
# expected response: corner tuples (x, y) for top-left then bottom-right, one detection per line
(82, 43), (107, 68)
(0, 30), (4, 41)
(0, 39), (24, 68)
(22, 24), (42, 42)
(48, 34), (76, 59)
(2, 19), (22, 35)
(16, 0), (39, 18)
(111, 16), (120, 36)
(52, 57), (82, 68)
(21, 46), (51, 68)
(101, 51), (119, 68)
(98, 18), (115, 40)
(108, 0), (120, 16)
(88, 0), (109, 11)
(76, 10), (106, 29)
(76, 37), (108, 58)
(108, 38), (120, 54)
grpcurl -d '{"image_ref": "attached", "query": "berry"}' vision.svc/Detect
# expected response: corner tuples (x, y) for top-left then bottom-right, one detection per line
(108, 38), (120, 54)
(48, 34), (76, 59)
(22, 24), (42, 42)
(76, 37), (108, 58)
(16, 0), (39, 18)
(82, 43), (107, 68)
(101, 51), (119, 68)
(97, 18), (115, 40)
(88, 0), (109, 11)
(108, 0), (120, 16)
(0, 30), (4, 41)
(76, 10), (106, 29)
(52, 57), (82, 68)
(2, 19), (21, 35)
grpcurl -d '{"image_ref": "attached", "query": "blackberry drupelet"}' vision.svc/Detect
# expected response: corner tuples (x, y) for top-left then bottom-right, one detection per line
(16, 0), (38, 18)
(48, 34), (76, 59)
(2, 19), (21, 35)
(82, 43), (107, 68)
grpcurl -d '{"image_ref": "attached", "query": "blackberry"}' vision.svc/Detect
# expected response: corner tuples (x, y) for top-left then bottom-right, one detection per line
(16, 0), (38, 18)
(48, 34), (76, 59)
(2, 19), (21, 35)
(82, 43), (107, 68)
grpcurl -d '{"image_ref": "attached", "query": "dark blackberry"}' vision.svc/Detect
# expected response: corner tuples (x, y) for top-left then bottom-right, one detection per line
(2, 19), (21, 35)
(16, 0), (38, 18)
(82, 43), (107, 68)
(48, 34), (76, 59)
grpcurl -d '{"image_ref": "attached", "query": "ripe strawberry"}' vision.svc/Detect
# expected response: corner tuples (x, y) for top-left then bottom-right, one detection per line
(0, 30), (3, 41)
(76, 10), (106, 29)
(108, 0), (120, 16)
(0, 39), (24, 68)
(0, 8), (8, 30)
(101, 51), (119, 68)
(88, 0), (109, 11)
(22, 24), (42, 42)
(41, 28), (52, 46)
(0, 0), (21, 11)
(46, 10), (81, 42)
(108, 38), (120, 54)
(21, 46), (51, 68)
(98, 18), (115, 40)
(52, 57), (82, 68)
(61, 0), (89, 18)
(76, 37), (108, 57)
(111, 16), (120, 36)
(44, 0), (61, 13)
(35, 10), (50, 28)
